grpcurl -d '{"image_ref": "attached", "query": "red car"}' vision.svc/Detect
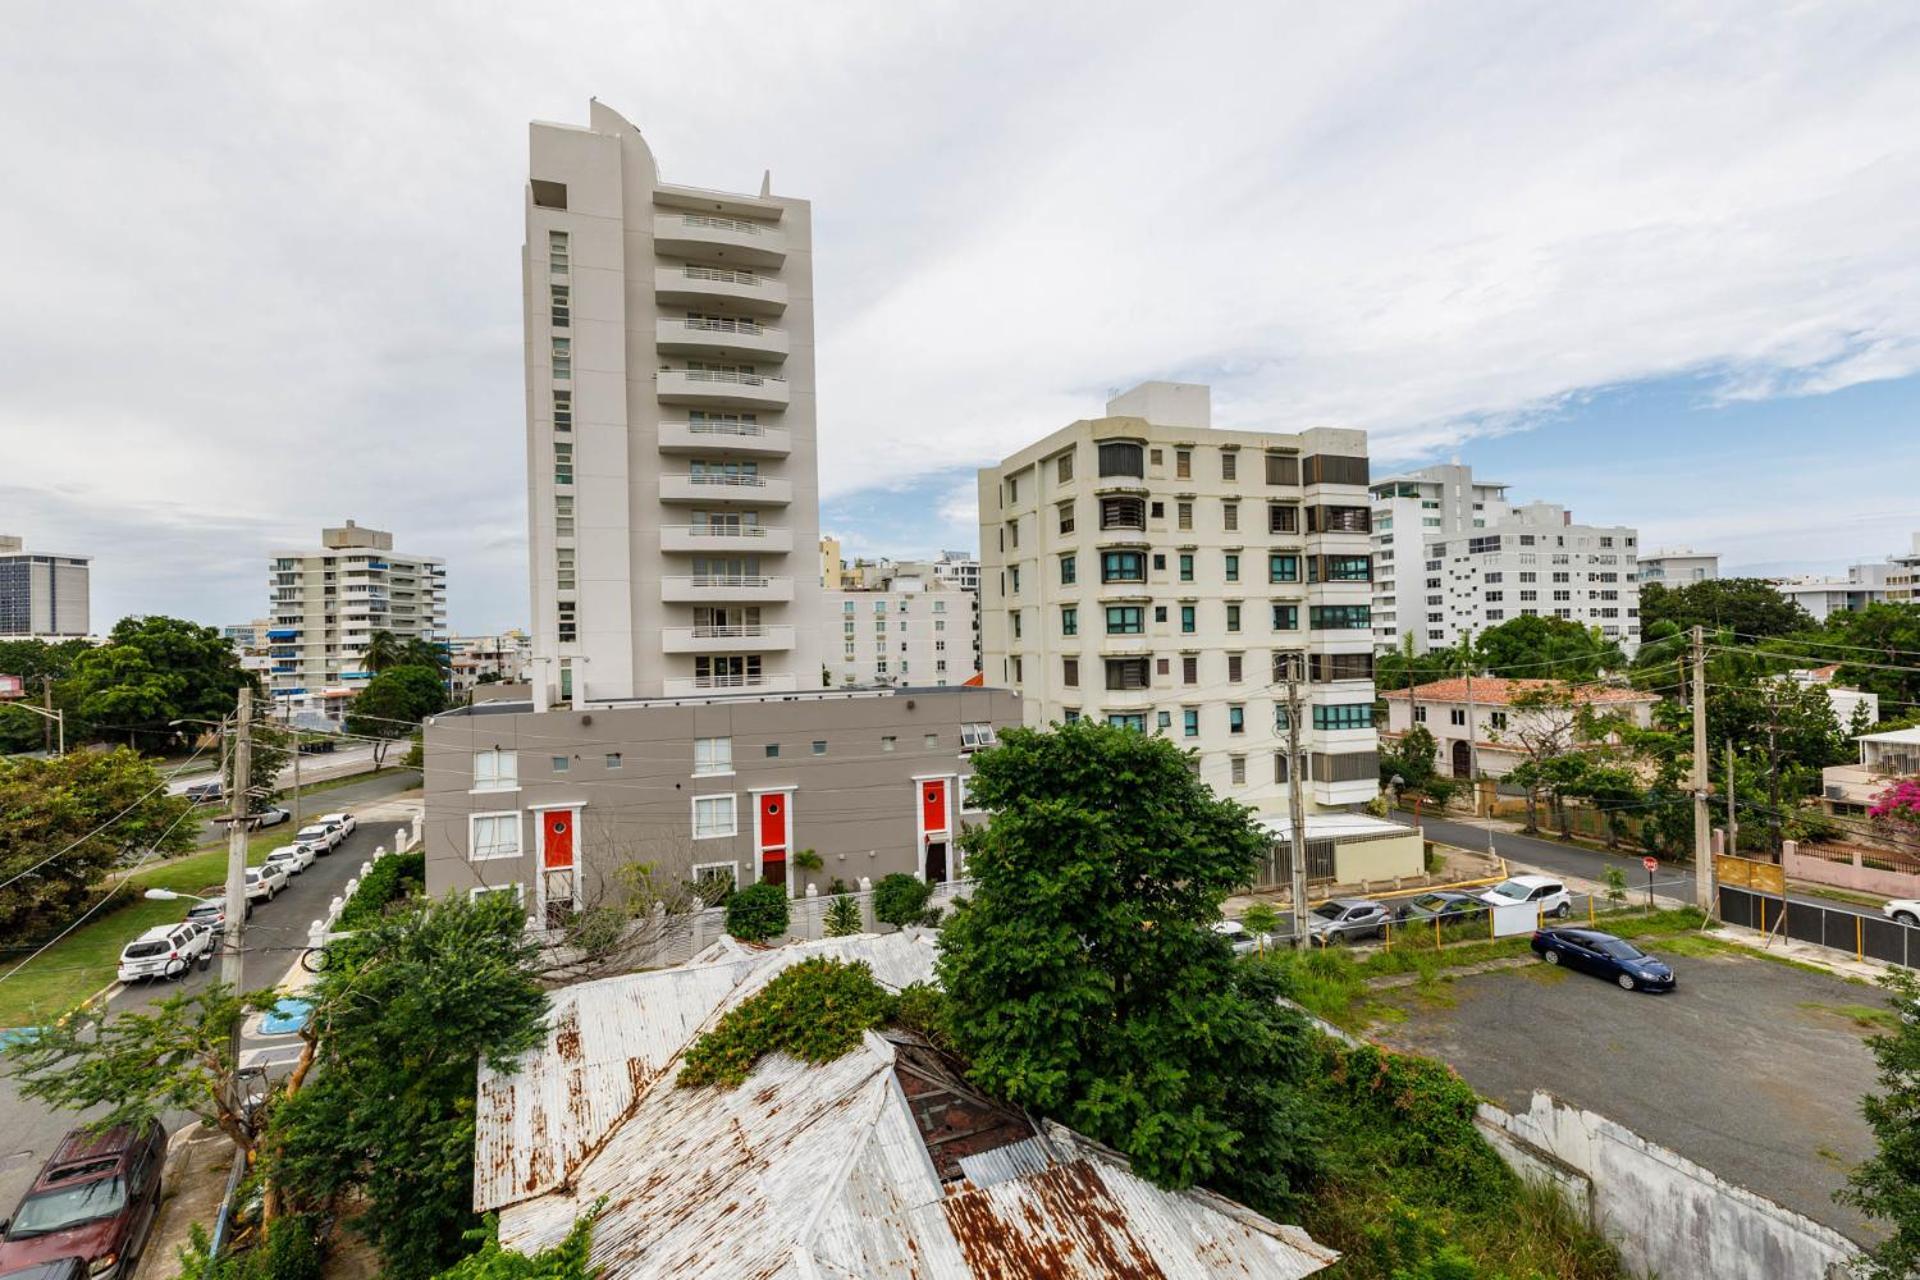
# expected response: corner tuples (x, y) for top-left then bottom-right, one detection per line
(0, 1122), (166, 1279)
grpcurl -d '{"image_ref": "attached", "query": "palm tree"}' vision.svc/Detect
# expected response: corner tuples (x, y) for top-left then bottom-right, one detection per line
(397, 636), (451, 674)
(361, 630), (405, 673)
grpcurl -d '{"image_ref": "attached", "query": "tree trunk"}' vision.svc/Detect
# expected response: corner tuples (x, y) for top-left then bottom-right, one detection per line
(1523, 788), (1539, 834)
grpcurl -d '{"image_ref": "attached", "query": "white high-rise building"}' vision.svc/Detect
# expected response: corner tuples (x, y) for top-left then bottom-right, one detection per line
(1368, 465), (1511, 650)
(266, 521), (446, 719)
(978, 381), (1380, 815)
(824, 570), (978, 688)
(522, 102), (822, 710)
(1426, 503), (1639, 649)
(1639, 549), (1720, 585)
(0, 534), (90, 638)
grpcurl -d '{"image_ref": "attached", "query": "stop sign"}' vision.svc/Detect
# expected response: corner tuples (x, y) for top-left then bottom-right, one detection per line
(1643, 856), (1659, 872)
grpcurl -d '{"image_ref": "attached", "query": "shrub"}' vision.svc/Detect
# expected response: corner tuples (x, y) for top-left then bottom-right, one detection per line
(823, 894), (863, 937)
(725, 882), (789, 942)
(892, 982), (951, 1048)
(678, 958), (896, 1088)
(872, 873), (932, 930)
(176, 1215), (323, 1280)
(336, 851), (426, 930)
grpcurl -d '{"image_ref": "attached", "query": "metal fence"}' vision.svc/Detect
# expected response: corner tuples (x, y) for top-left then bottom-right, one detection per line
(1720, 885), (1916, 968)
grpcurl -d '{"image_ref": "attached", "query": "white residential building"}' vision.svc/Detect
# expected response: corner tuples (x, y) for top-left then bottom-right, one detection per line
(1368, 464), (1511, 651)
(1424, 503), (1640, 651)
(1639, 548), (1720, 585)
(1380, 677), (1658, 780)
(522, 101), (822, 709)
(449, 630), (534, 693)
(265, 521), (446, 720)
(1776, 533), (1919, 621)
(978, 380), (1383, 818)
(825, 570), (978, 688)
(0, 534), (90, 638)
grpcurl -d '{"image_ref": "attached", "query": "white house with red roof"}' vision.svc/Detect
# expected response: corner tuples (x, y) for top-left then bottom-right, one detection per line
(1381, 677), (1657, 780)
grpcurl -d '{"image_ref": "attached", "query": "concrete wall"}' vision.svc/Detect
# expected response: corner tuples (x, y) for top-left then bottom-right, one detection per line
(1784, 842), (1920, 899)
(1478, 1092), (1860, 1280)
(1331, 831), (1424, 884)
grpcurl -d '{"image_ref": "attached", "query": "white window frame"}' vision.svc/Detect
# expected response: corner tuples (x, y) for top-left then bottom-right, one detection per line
(692, 793), (738, 840)
(690, 861), (739, 894)
(469, 883), (525, 905)
(958, 774), (982, 813)
(960, 722), (998, 751)
(693, 736), (734, 777)
(469, 811), (523, 862)
(471, 750), (519, 794)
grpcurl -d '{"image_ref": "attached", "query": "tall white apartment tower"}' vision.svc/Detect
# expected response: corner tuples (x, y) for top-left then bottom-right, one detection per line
(1367, 464), (1511, 651)
(979, 382), (1380, 816)
(523, 102), (823, 710)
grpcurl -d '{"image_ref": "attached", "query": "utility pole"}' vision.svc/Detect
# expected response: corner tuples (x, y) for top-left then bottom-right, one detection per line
(1463, 632), (1494, 856)
(1285, 654), (1310, 950)
(1691, 626), (1713, 915)
(1725, 740), (1738, 855)
(223, 687), (253, 1058)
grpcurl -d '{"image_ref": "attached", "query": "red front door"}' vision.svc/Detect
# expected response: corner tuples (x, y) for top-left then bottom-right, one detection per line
(759, 793), (789, 886)
(542, 811), (574, 870)
(921, 780), (948, 838)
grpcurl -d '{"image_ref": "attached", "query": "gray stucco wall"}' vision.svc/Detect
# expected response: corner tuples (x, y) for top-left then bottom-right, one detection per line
(424, 686), (1021, 913)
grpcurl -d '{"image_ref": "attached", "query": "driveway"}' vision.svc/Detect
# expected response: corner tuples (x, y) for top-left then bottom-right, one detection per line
(1371, 947), (1888, 1243)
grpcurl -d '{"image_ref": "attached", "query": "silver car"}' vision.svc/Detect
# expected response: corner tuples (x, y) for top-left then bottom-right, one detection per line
(1307, 898), (1391, 943)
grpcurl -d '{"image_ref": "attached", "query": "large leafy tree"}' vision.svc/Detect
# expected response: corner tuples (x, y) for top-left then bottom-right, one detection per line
(0, 748), (194, 943)
(222, 700), (293, 812)
(60, 616), (253, 750)
(345, 665), (449, 764)
(1839, 968), (1920, 1280)
(364, 630), (451, 676)
(1815, 604), (1920, 708)
(268, 892), (547, 1280)
(936, 719), (1319, 1210)
(1640, 578), (1814, 640)
(0, 638), (93, 754)
(1470, 615), (1624, 680)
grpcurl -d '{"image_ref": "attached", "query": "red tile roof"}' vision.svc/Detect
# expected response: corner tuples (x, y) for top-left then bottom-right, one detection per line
(1380, 677), (1656, 707)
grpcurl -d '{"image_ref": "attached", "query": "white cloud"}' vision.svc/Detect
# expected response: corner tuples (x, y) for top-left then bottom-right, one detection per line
(0, 2), (1916, 626)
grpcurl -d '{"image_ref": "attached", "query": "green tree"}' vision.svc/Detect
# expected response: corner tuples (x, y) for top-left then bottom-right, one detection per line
(60, 616), (253, 750)
(431, 1208), (603, 1279)
(1817, 604), (1920, 708)
(724, 882), (789, 941)
(222, 701), (292, 813)
(345, 665), (449, 764)
(1640, 578), (1814, 639)
(366, 631), (452, 677)
(6, 984), (271, 1155)
(823, 894), (863, 937)
(361, 630), (408, 674)
(0, 748), (195, 942)
(872, 872), (933, 930)
(936, 719), (1319, 1209)
(267, 892), (547, 1280)
(1471, 616), (1623, 680)
(0, 639), (91, 754)
(1379, 723), (1454, 806)
(1240, 902), (1282, 954)
(1839, 968), (1920, 1280)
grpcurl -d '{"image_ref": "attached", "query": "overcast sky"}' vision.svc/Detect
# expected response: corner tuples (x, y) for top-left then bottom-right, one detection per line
(3, 2), (1917, 633)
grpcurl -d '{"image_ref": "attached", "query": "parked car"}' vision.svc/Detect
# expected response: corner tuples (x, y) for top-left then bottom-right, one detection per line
(293, 824), (341, 854)
(0, 1120), (167, 1280)
(264, 843), (315, 877)
(318, 812), (357, 837)
(181, 781), (222, 804)
(1883, 898), (1920, 927)
(1393, 891), (1489, 924)
(244, 806), (291, 831)
(1531, 927), (1675, 991)
(1308, 898), (1391, 943)
(1480, 874), (1572, 919)
(183, 899), (247, 930)
(244, 864), (290, 903)
(0, 1258), (87, 1280)
(115, 923), (213, 984)
(1212, 919), (1274, 956)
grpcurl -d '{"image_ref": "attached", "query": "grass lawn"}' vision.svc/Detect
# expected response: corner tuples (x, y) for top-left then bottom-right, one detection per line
(288, 765), (409, 800)
(0, 829), (293, 1028)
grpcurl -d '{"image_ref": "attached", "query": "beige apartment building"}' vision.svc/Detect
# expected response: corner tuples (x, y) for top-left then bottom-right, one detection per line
(522, 101), (823, 709)
(978, 381), (1386, 822)
(824, 564), (979, 689)
(266, 521), (445, 720)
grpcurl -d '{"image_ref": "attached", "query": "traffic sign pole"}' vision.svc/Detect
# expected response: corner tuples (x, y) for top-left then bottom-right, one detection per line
(1643, 856), (1658, 911)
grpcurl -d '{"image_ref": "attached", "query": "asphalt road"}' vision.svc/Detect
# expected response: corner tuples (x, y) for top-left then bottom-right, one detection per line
(165, 742), (382, 796)
(0, 775), (419, 1217)
(1372, 949), (1887, 1243)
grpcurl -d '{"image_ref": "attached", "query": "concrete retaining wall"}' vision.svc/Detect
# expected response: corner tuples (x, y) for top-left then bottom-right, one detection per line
(1784, 842), (1920, 899)
(1478, 1092), (1861, 1280)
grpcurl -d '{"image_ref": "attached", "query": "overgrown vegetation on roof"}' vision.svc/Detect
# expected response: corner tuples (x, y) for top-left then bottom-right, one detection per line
(677, 957), (904, 1088)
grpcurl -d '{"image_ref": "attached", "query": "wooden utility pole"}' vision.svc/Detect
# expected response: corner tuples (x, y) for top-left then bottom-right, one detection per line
(1691, 626), (1713, 915)
(1285, 655), (1309, 950)
(1725, 740), (1738, 855)
(223, 688), (253, 1025)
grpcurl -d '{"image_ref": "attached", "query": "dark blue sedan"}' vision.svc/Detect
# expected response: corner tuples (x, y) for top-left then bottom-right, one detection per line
(1530, 928), (1675, 992)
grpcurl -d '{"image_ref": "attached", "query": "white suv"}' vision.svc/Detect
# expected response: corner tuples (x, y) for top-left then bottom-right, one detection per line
(319, 812), (357, 837)
(265, 843), (316, 877)
(294, 823), (342, 854)
(1481, 874), (1572, 919)
(117, 922), (213, 982)
(1884, 899), (1920, 927)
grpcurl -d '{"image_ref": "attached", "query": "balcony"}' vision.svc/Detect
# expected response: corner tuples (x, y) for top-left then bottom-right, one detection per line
(661, 625), (797, 654)
(660, 575), (795, 603)
(660, 524), (794, 553)
(656, 317), (789, 362)
(652, 212), (787, 269)
(657, 367), (789, 410)
(657, 420), (791, 457)
(655, 264), (787, 315)
(659, 473), (793, 505)
(662, 673), (801, 697)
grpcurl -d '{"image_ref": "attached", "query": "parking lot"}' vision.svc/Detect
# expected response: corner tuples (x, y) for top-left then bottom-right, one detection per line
(1371, 945), (1889, 1243)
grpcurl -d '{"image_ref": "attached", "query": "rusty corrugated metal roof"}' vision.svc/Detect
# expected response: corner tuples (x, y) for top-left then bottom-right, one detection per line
(481, 932), (1336, 1278)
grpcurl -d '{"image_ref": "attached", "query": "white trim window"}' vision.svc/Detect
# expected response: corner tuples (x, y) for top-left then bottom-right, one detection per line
(472, 750), (518, 793)
(692, 794), (738, 839)
(470, 812), (522, 861)
(469, 883), (525, 905)
(690, 861), (738, 899)
(960, 723), (998, 751)
(958, 775), (982, 813)
(693, 736), (733, 777)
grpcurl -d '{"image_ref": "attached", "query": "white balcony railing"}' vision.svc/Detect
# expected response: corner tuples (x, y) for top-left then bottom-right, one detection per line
(662, 624), (797, 654)
(661, 524), (794, 553)
(673, 367), (784, 389)
(683, 473), (766, 488)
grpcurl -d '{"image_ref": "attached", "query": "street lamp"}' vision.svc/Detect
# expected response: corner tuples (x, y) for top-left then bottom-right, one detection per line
(143, 888), (213, 903)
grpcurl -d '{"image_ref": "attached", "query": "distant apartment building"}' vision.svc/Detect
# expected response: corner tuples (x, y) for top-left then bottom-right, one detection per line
(449, 630), (533, 693)
(266, 521), (446, 721)
(1368, 465), (1511, 650)
(1638, 548), (1720, 585)
(224, 620), (275, 684)
(521, 101), (822, 710)
(825, 567), (978, 688)
(0, 534), (90, 638)
(978, 380), (1389, 824)
(1777, 532), (1920, 621)
(928, 549), (980, 594)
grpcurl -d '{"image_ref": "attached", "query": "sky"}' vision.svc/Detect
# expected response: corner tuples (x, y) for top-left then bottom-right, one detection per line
(1, 2), (1917, 633)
